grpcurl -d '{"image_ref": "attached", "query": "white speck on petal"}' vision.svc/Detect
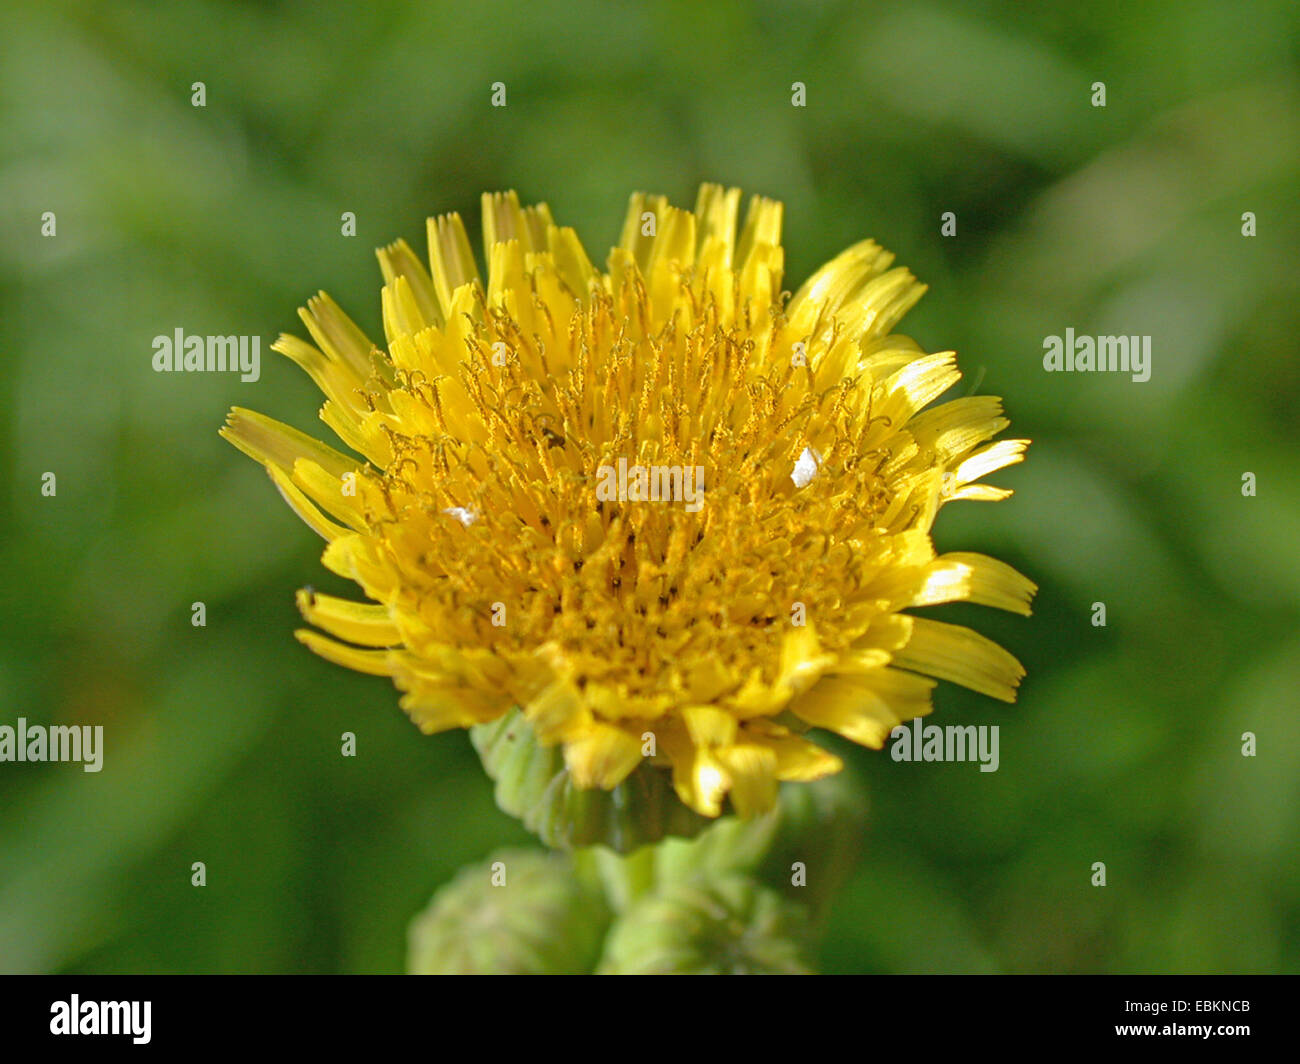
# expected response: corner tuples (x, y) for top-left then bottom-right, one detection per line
(442, 506), (477, 527)
(791, 447), (821, 489)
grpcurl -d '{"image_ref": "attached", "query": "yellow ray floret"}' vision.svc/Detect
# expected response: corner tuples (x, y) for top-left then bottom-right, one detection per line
(222, 184), (1035, 818)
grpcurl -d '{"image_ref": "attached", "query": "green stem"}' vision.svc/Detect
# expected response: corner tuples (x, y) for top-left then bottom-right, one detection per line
(584, 843), (658, 913)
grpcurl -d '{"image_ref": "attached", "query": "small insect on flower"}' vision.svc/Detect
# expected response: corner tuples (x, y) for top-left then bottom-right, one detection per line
(221, 184), (1034, 823)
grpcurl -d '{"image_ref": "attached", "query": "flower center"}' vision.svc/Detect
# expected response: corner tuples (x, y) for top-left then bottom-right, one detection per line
(363, 271), (909, 713)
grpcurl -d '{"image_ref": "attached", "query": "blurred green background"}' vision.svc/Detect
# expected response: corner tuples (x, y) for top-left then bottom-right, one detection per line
(2, 0), (1297, 973)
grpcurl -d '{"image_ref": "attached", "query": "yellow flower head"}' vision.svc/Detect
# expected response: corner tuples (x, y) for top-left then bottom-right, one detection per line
(221, 184), (1034, 820)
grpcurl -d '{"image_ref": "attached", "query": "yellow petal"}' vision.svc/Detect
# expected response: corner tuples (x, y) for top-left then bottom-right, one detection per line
(426, 211), (480, 317)
(220, 407), (357, 481)
(381, 274), (434, 344)
(264, 465), (349, 541)
(777, 623), (837, 698)
(376, 239), (442, 329)
(521, 677), (589, 744)
(950, 439), (1029, 492)
(882, 352), (961, 422)
(296, 590), (401, 647)
(714, 744), (779, 817)
(909, 395), (1009, 460)
(294, 629), (393, 676)
(564, 723), (644, 790)
(299, 291), (376, 379)
(892, 616), (1026, 702)
(657, 721), (727, 817)
(693, 183), (742, 268)
(291, 458), (368, 530)
(547, 225), (597, 297)
(911, 553), (1037, 616)
(743, 721), (843, 782)
(682, 705), (738, 750)
(791, 669), (935, 748)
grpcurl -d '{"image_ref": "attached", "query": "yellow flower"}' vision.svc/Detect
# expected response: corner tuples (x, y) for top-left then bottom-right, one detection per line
(221, 184), (1034, 820)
